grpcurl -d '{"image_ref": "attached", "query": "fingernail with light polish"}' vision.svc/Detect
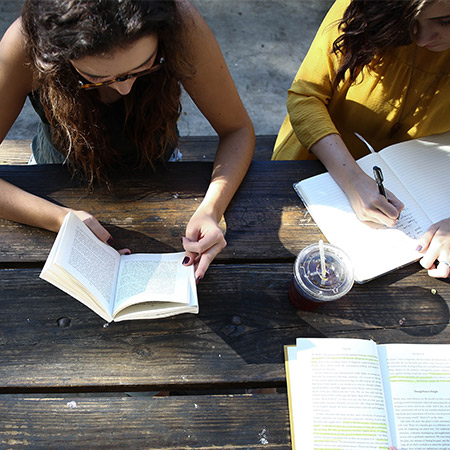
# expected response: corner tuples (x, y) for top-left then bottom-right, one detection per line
(416, 245), (423, 252)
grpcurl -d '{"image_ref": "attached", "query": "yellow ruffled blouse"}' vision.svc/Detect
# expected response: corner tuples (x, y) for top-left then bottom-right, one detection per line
(272, 0), (450, 160)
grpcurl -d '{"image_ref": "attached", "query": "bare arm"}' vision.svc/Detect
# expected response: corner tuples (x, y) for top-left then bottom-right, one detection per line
(0, 19), (32, 144)
(178, 1), (255, 279)
(0, 19), (66, 231)
(311, 133), (404, 227)
(0, 20), (118, 244)
(312, 135), (448, 278)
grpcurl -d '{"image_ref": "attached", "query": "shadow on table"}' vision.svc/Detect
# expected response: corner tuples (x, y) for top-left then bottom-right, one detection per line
(313, 265), (450, 338)
(196, 262), (450, 367)
(196, 263), (327, 366)
(222, 160), (325, 261)
(0, 161), (323, 262)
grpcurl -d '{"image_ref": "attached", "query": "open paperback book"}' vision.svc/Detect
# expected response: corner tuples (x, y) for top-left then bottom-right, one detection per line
(285, 338), (450, 450)
(40, 211), (198, 322)
(293, 131), (450, 282)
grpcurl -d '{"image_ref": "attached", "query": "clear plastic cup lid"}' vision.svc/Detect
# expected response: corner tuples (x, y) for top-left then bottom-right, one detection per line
(294, 243), (354, 301)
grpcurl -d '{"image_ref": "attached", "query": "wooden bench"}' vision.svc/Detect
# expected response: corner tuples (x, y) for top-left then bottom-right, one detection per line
(0, 135), (276, 164)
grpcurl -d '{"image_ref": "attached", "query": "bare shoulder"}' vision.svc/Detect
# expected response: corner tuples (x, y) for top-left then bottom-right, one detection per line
(0, 18), (28, 61)
(176, 0), (211, 39)
(0, 18), (34, 143)
(175, 0), (219, 60)
(176, 0), (201, 23)
(0, 18), (33, 92)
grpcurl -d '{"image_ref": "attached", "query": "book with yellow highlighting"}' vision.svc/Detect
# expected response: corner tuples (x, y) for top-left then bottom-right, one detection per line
(285, 337), (450, 450)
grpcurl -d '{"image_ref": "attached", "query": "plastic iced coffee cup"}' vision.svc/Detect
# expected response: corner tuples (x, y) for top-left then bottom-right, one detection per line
(289, 242), (354, 311)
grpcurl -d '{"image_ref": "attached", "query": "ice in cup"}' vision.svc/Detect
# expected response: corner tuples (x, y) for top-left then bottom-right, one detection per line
(289, 242), (354, 311)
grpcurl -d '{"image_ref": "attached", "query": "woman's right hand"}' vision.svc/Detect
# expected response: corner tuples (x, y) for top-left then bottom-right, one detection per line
(311, 134), (404, 227)
(342, 170), (404, 227)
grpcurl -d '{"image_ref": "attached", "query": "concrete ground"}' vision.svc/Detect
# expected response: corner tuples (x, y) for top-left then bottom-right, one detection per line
(1, 0), (333, 140)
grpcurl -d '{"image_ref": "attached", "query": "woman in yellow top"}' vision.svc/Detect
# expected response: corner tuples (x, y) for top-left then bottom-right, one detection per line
(273, 0), (450, 278)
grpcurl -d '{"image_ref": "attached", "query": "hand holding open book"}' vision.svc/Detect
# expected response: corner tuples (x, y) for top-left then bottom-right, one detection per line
(294, 132), (450, 282)
(40, 211), (198, 322)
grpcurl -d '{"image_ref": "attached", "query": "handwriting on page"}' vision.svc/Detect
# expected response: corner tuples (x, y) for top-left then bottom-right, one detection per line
(380, 133), (450, 224)
(393, 207), (426, 239)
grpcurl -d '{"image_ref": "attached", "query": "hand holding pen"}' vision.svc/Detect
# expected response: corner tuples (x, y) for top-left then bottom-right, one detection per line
(373, 166), (387, 198)
(369, 164), (405, 226)
(351, 133), (403, 226)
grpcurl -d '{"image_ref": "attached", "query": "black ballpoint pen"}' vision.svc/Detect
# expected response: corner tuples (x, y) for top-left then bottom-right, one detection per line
(373, 166), (387, 198)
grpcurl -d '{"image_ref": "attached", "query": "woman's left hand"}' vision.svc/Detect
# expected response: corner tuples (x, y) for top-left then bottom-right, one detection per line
(416, 218), (450, 278)
(181, 207), (227, 282)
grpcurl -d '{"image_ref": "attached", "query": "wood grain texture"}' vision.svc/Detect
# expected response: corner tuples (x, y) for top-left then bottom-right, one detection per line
(0, 161), (325, 264)
(177, 135), (276, 161)
(0, 394), (291, 448)
(0, 264), (448, 392)
(0, 135), (276, 164)
(1, 153), (448, 448)
(0, 140), (32, 164)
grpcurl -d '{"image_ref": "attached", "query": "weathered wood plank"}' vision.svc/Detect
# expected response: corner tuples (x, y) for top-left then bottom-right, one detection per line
(0, 264), (447, 392)
(0, 139), (32, 165)
(0, 161), (325, 264)
(0, 394), (291, 448)
(0, 135), (276, 164)
(178, 134), (276, 161)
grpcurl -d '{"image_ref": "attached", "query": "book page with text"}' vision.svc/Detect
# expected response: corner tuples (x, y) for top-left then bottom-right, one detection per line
(378, 344), (450, 450)
(113, 270), (198, 321)
(378, 132), (450, 224)
(286, 338), (391, 449)
(57, 212), (120, 316)
(113, 252), (191, 314)
(295, 151), (430, 282)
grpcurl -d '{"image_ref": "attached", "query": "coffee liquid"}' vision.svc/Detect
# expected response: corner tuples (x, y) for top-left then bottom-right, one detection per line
(288, 278), (322, 311)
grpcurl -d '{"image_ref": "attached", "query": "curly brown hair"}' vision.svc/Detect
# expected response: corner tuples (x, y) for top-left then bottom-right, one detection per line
(21, 0), (194, 186)
(332, 0), (429, 87)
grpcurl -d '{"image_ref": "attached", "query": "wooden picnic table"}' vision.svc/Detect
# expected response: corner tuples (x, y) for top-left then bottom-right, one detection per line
(0, 149), (449, 448)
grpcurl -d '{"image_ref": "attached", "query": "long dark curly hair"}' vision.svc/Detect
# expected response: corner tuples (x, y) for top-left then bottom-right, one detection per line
(332, 0), (429, 87)
(21, 0), (194, 186)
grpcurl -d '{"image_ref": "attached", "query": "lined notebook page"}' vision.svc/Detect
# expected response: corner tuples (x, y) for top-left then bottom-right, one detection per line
(295, 152), (430, 282)
(379, 132), (450, 225)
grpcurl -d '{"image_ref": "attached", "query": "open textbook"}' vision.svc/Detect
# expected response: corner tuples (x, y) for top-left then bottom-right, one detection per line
(293, 132), (450, 282)
(285, 338), (450, 450)
(40, 211), (198, 322)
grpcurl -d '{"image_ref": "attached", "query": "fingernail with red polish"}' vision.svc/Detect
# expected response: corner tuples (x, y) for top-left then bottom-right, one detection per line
(124, 250), (131, 255)
(182, 256), (190, 265)
(196, 275), (202, 284)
